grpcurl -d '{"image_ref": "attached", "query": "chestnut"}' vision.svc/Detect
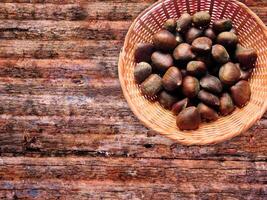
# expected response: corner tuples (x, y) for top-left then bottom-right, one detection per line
(176, 13), (192, 33)
(172, 98), (189, 115)
(230, 80), (251, 108)
(151, 51), (174, 72)
(185, 27), (203, 44)
(192, 11), (211, 27)
(217, 32), (238, 48)
(198, 90), (220, 107)
(134, 62), (152, 83)
(197, 103), (219, 122)
(219, 93), (235, 116)
(200, 75), (223, 94)
(141, 74), (163, 97)
(182, 76), (200, 98)
(186, 61), (207, 77)
(164, 18), (177, 32)
(159, 91), (178, 109)
(176, 106), (201, 130)
(173, 43), (196, 61)
(192, 37), (212, 53)
(153, 30), (178, 51)
(211, 44), (230, 64)
(212, 19), (232, 33)
(235, 44), (257, 69)
(134, 43), (154, 63)
(162, 66), (183, 91)
(219, 62), (241, 85)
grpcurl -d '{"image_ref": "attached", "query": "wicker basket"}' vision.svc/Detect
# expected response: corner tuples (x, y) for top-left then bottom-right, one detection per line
(118, 0), (267, 145)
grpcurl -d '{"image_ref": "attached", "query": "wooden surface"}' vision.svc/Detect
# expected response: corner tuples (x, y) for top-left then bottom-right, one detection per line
(0, 0), (266, 199)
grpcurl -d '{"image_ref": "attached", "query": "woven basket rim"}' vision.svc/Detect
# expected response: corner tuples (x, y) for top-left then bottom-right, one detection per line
(118, 0), (267, 145)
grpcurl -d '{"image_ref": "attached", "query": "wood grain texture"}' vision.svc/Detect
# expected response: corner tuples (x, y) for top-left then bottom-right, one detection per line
(1, 180), (265, 200)
(0, 3), (151, 21)
(0, 0), (266, 199)
(0, 157), (266, 199)
(0, 20), (131, 40)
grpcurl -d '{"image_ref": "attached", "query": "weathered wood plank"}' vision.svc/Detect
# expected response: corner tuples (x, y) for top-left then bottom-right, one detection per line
(0, 59), (119, 78)
(0, 157), (266, 199)
(0, 18), (266, 42)
(0, 157), (266, 184)
(0, 3), (87, 21)
(0, 112), (266, 161)
(0, 180), (265, 200)
(0, 20), (130, 41)
(0, 77), (121, 96)
(0, 2), (151, 21)
(0, 40), (122, 59)
(0, 94), (127, 117)
(1, 0), (157, 4)
(1, 0), (267, 7)
(0, 3), (266, 23)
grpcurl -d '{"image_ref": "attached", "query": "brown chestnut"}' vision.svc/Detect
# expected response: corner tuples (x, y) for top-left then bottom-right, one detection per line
(164, 18), (177, 32)
(159, 91), (178, 109)
(151, 51), (174, 72)
(230, 80), (251, 108)
(192, 37), (212, 53)
(217, 32), (238, 48)
(134, 43), (154, 63)
(173, 43), (196, 61)
(176, 13), (192, 33)
(219, 62), (241, 85)
(200, 75), (222, 94)
(186, 61), (207, 77)
(182, 76), (200, 98)
(235, 44), (257, 69)
(141, 74), (163, 97)
(192, 11), (211, 27)
(185, 27), (203, 44)
(198, 90), (220, 107)
(212, 19), (232, 33)
(162, 67), (183, 91)
(176, 106), (201, 130)
(153, 30), (178, 51)
(219, 93), (235, 116)
(197, 103), (219, 122)
(172, 98), (189, 115)
(211, 44), (230, 64)
(134, 62), (152, 83)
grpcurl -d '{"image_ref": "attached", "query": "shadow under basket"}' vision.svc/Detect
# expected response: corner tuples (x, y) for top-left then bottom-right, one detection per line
(118, 0), (267, 145)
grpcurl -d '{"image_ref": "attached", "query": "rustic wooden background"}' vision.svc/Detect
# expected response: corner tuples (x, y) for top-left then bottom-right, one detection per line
(0, 0), (266, 199)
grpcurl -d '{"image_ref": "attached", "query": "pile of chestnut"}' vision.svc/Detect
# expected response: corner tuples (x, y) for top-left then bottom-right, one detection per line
(134, 11), (257, 130)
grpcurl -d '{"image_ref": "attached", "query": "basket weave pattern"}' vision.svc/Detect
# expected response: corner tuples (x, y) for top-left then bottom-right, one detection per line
(118, 0), (267, 145)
